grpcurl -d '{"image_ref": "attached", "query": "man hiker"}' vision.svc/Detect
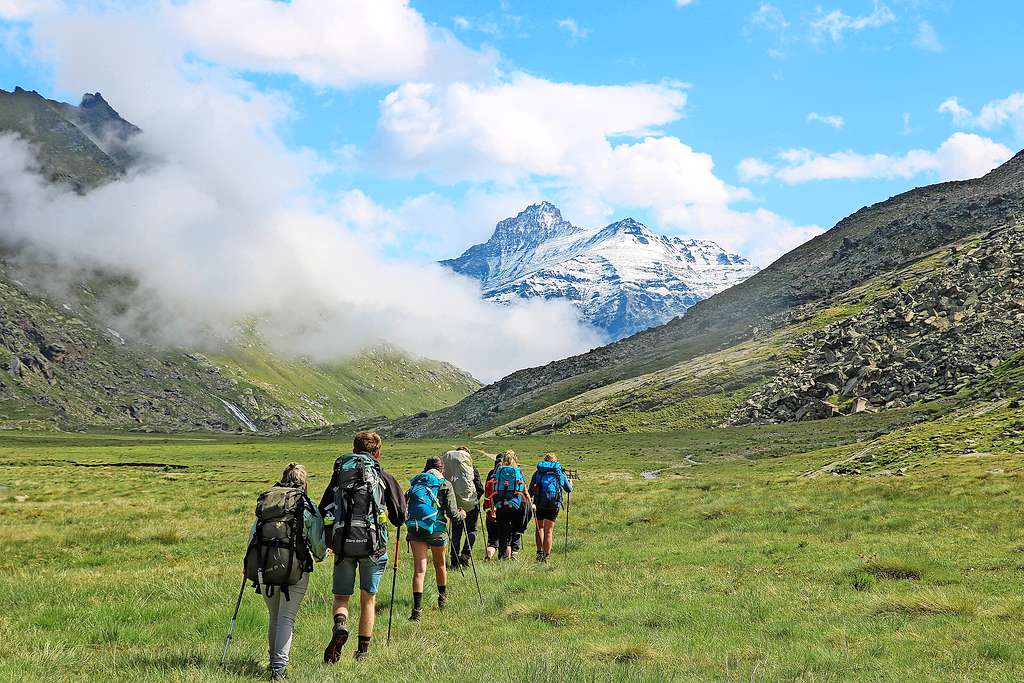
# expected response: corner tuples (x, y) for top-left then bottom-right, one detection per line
(441, 446), (483, 568)
(529, 453), (573, 562)
(318, 431), (406, 664)
(486, 450), (531, 560)
(405, 456), (466, 621)
(244, 463), (326, 681)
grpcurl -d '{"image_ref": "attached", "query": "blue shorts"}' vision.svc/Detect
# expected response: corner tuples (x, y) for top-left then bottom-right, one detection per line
(332, 554), (388, 596)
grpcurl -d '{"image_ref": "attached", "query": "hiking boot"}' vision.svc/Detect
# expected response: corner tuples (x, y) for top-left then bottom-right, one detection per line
(536, 551), (545, 562)
(353, 650), (369, 663)
(510, 551), (519, 561)
(459, 553), (472, 566)
(409, 608), (422, 621)
(438, 592), (448, 610)
(323, 617), (349, 664)
(269, 666), (288, 681)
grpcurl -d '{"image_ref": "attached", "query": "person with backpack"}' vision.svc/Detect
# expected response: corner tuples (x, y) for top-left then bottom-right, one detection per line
(529, 453), (574, 562)
(318, 432), (406, 664)
(482, 453), (503, 561)
(441, 446), (483, 569)
(486, 451), (531, 560)
(406, 456), (466, 621)
(244, 463), (326, 681)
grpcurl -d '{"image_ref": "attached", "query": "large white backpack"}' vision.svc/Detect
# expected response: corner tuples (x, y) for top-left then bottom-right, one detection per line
(442, 449), (478, 511)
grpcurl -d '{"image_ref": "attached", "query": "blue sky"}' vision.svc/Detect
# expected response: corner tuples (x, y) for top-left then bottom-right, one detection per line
(1, 0), (1022, 267)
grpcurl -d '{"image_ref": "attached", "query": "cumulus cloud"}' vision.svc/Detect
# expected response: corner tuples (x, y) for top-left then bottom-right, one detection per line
(807, 112), (845, 129)
(809, 2), (895, 43)
(737, 157), (775, 182)
(0, 5), (601, 381)
(939, 93), (1024, 138)
(173, 0), (497, 88)
(740, 132), (1012, 185)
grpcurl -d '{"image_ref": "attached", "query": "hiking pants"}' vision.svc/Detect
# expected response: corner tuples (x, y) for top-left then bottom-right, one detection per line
(495, 508), (522, 556)
(263, 572), (309, 669)
(486, 515), (521, 552)
(451, 506), (479, 558)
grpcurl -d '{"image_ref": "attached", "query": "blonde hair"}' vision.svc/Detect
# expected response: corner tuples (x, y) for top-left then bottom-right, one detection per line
(279, 463), (308, 491)
(544, 453), (558, 462)
(501, 450), (518, 466)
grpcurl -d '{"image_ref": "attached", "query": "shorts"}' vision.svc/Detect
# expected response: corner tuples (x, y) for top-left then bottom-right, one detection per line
(333, 554), (388, 596)
(535, 506), (560, 522)
(406, 528), (448, 548)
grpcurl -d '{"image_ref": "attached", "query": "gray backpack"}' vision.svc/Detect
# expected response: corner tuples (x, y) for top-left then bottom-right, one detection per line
(442, 450), (478, 511)
(244, 486), (308, 598)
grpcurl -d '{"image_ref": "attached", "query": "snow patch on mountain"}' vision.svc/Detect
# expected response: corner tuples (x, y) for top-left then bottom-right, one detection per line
(442, 202), (760, 340)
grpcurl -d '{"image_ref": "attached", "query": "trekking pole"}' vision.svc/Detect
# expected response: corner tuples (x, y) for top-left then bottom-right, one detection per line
(463, 518), (483, 604)
(563, 492), (571, 556)
(386, 526), (401, 647)
(219, 574), (248, 667)
(450, 521), (466, 579)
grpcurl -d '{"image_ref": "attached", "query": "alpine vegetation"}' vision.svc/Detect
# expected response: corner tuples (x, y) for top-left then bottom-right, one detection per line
(444, 202), (759, 340)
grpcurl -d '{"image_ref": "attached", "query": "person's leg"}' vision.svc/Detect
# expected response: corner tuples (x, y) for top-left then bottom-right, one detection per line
(264, 587), (281, 669)
(410, 540), (428, 619)
(271, 573), (308, 671)
(430, 544), (448, 608)
(449, 519), (464, 567)
(542, 520), (556, 557)
(462, 507), (479, 560)
(534, 514), (544, 555)
(485, 515), (498, 560)
(325, 559), (355, 664)
(353, 553), (387, 661)
(358, 590), (376, 637)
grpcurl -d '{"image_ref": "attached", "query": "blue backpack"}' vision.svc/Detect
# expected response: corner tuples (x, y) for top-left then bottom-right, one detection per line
(493, 465), (525, 510)
(406, 472), (446, 534)
(534, 461), (564, 508)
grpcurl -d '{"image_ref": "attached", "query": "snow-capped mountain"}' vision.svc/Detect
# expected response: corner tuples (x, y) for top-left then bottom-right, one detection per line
(442, 202), (760, 340)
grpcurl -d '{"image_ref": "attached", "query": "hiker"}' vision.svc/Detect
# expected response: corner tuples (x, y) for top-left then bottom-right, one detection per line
(482, 453), (503, 560)
(441, 446), (483, 568)
(318, 431), (406, 664)
(529, 453), (573, 562)
(406, 456), (466, 620)
(244, 463), (326, 681)
(486, 450), (531, 560)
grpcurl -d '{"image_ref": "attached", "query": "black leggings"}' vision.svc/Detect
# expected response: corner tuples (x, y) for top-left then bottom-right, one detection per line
(450, 506), (479, 559)
(494, 508), (523, 556)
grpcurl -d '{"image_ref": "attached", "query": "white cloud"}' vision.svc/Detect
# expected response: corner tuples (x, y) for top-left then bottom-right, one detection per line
(452, 15), (500, 36)
(557, 18), (590, 41)
(809, 2), (895, 43)
(173, 0), (497, 89)
(902, 112), (912, 135)
(0, 0), (54, 19)
(742, 132), (1012, 185)
(940, 93), (1024, 138)
(0, 4), (602, 382)
(807, 112), (845, 129)
(737, 157), (775, 182)
(913, 19), (942, 52)
(750, 3), (788, 32)
(675, 0), (695, 6)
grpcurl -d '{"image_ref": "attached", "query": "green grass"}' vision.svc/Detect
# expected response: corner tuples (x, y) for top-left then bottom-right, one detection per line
(4, 418), (1024, 681)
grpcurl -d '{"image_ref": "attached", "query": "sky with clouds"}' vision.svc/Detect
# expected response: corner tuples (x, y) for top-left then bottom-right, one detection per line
(1, 0), (1020, 266)
(0, 0), (1020, 378)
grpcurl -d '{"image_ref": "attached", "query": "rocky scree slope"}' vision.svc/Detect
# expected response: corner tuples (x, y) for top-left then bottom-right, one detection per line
(729, 221), (1024, 425)
(444, 202), (757, 340)
(387, 149), (1024, 437)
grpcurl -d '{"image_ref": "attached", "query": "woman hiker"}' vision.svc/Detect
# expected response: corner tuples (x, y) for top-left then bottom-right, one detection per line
(405, 456), (466, 620)
(245, 463), (326, 681)
(529, 453), (573, 562)
(487, 450), (531, 560)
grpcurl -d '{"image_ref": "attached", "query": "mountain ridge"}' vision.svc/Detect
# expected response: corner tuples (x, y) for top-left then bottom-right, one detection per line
(443, 201), (759, 339)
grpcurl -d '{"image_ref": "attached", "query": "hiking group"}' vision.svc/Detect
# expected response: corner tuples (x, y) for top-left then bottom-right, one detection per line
(238, 431), (573, 680)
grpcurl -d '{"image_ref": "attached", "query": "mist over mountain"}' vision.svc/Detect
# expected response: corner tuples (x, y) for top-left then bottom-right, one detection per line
(443, 202), (759, 339)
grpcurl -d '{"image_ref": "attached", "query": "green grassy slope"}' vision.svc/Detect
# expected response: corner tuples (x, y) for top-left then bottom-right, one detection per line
(3, 413), (1024, 681)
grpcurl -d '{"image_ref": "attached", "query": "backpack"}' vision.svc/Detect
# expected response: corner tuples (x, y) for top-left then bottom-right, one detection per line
(406, 472), (447, 534)
(492, 465), (525, 510)
(244, 485), (309, 598)
(442, 450), (478, 511)
(332, 454), (387, 559)
(534, 461), (564, 508)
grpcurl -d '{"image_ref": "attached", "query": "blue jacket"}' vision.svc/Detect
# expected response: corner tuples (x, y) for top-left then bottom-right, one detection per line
(529, 461), (572, 508)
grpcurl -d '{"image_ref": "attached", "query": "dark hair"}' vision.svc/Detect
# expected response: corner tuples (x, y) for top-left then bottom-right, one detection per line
(425, 456), (444, 472)
(353, 431), (382, 454)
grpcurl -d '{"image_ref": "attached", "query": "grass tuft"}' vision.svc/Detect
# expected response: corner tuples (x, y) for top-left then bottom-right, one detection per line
(591, 643), (657, 664)
(872, 589), (979, 618)
(506, 602), (578, 626)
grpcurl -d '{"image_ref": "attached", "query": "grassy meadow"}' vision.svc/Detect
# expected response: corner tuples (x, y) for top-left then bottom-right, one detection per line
(2, 414), (1024, 682)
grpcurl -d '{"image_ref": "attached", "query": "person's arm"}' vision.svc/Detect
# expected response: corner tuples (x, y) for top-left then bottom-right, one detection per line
(318, 472), (338, 548)
(473, 467), (484, 499)
(528, 471), (539, 498)
(382, 471), (407, 527)
(247, 520), (256, 545)
(561, 469), (573, 494)
(304, 502), (327, 562)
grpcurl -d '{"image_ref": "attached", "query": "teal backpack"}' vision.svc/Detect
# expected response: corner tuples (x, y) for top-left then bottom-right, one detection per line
(405, 472), (446, 534)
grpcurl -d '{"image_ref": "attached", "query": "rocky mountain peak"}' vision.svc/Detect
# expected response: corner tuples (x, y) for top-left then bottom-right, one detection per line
(492, 201), (577, 242)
